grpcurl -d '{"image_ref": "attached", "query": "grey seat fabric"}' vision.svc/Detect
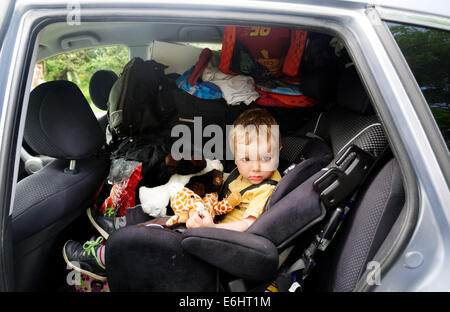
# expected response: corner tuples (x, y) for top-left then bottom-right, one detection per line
(13, 80), (109, 291)
(89, 70), (118, 133)
(309, 158), (404, 292)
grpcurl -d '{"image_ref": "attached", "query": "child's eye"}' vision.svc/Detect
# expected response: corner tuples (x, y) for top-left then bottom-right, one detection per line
(240, 157), (250, 162)
(262, 155), (272, 161)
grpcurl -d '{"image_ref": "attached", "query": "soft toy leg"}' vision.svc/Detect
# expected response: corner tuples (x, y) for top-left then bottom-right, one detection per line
(166, 214), (181, 227)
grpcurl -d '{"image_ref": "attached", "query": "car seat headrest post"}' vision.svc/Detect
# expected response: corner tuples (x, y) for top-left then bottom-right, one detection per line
(64, 159), (79, 174)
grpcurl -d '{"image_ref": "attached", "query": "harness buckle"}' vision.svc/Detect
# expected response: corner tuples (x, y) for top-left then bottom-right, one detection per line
(313, 145), (374, 209)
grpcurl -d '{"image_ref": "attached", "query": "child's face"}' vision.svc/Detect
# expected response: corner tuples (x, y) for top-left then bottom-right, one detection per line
(234, 135), (279, 184)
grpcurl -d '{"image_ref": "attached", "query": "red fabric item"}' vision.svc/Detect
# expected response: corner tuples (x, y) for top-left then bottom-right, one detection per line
(188, 48), (213, 85)
(219, 26), (237, 75)
(100, 165), (143, 217)
(256, 92), (293, 108)
(255, 88), (318, 108)
(283, 30), (308, 77)
(219, 26), (308, 77)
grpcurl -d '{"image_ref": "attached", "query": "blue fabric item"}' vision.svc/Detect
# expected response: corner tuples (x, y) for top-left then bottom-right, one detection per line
(176, 66), (222, 100)
(256, 80), (304, 95)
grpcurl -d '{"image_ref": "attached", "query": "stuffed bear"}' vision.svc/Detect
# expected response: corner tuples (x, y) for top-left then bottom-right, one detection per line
(135, 153), (207, 205)
(139, 158), (225, 217)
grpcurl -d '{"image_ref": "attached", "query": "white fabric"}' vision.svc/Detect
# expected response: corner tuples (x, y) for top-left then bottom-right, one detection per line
(202, 62), (260, 106)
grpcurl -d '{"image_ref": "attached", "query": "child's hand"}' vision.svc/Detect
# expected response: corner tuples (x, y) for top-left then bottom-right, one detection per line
(186, 210), (215, 228)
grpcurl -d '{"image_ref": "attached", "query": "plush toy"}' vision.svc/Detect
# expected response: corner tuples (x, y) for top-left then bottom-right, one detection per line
(139, 158), (225, 217)
(167, 185), (242, 227)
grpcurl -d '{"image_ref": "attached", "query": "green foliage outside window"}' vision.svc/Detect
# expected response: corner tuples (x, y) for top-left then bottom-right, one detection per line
(43, 45), (129, 114)
(389, 23), (450, 149)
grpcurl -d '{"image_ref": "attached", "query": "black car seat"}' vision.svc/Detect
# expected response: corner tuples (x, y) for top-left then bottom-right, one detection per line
(178, 65), (388, 283)
(12, 80), (110, 291)
(306, 157), (404, 292)
(89, 69), (118, 133)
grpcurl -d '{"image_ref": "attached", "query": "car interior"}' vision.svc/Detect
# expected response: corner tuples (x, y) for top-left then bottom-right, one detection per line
(13, 20), (406, 292)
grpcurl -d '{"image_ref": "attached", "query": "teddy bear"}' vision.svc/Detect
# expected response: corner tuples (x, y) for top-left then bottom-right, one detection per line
(139, 158), (225, 217)
(139, 158), (243, 226)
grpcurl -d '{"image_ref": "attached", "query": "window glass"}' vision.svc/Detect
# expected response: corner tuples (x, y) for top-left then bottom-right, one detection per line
(32, 45), (129, 116)
(388, 22), (449, 150)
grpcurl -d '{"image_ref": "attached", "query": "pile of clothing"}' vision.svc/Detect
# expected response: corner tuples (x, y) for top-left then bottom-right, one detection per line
(176, 26), (318, 108)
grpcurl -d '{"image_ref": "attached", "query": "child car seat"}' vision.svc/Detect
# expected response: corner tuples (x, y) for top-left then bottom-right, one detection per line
(180, 66), (389, 289)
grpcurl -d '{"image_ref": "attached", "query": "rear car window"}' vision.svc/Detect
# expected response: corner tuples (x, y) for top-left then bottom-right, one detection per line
(388, 22), (450, 150)
(34, 45), (129, 116)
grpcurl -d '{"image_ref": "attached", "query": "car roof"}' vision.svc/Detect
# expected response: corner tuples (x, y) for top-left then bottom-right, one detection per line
(24, 0), (449, 60)
(16, 0), (450, 17)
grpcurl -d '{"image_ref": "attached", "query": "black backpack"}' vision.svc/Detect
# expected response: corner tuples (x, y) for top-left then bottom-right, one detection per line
(107, 57), (167, 144)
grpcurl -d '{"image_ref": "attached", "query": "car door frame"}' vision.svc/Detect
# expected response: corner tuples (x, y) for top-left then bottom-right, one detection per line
(355, 5), (450, 292)
(0, 0), (446, 291)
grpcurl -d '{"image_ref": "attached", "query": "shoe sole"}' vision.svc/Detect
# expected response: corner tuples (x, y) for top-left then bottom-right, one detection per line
(62, 241), (108, 282)
(87, 208), (110, 240)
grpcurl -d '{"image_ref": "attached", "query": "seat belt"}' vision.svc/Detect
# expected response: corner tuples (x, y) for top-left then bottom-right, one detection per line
(220, 167), (278, 198)
(273, 144), (392, 292)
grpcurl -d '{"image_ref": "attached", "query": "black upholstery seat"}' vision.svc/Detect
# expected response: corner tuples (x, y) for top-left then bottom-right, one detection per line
(308, 158), (404, 292)
(88, 70), (118, 133)
(13, 80), (109, 291)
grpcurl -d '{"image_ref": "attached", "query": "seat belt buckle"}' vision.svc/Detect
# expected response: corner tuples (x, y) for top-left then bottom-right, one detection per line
(313, 145), (374, 208)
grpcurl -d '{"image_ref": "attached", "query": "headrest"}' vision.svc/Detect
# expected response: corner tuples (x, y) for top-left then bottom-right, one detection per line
(89, 70), (118, 110)
(300, 68), (338, 103)
(336, 66), (373, 115)
(24, 81), (105, 159)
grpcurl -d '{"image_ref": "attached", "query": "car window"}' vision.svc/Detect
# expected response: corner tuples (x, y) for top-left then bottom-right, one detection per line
(32, 45), (129, 117)
(388, 22), (450, 150)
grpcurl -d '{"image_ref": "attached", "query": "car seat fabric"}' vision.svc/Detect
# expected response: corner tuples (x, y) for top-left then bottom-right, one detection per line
(296, 66), (386, 163)
(12, 158), (108, 243)
(310, 158), (404, 292)
(181, 228), (279, 281)
(105, 225), (218, 292)
(13, 80), (109, 291)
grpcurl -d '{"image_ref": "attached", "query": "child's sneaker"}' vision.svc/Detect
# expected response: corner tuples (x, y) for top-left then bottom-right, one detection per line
(63, 237), (107, 281)
(87, 207), (126, 239)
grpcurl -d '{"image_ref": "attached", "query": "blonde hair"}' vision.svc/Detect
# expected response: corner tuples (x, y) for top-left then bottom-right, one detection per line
(228, 108), (281, 155)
